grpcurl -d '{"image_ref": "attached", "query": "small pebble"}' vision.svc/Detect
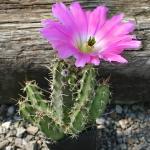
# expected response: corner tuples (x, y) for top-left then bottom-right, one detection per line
(16, 127), (26, 138)
(120, 143), (127, 150)
(138, 112), (145, 120)
(116, 129), (123, 137)
(97, 124), (105, 129)
(2, 121), (11, 129)
(7, 106), (15, 116)
(96, 118), (105, 125)
(5, 145), (13, 150)
(25, 135), (34, 142)
(123, 105), (128, 113)
(132, 105), (143, 111)
(15, 138), (23, 148)
(119, 119), (127, 129)
(6, 129), (17, 137)
(26, 126), (38, 135)
(22, 139), (28, 146)
(7, 137), (14, 142)
(25, 141), (37, 150)
(116, 105), (123, 114)
(124, 127), (132, 136)
(0, 140), (9, 149)
(0, 126), (7, 134)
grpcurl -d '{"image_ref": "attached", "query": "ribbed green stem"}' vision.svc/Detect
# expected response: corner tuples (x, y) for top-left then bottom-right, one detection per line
(19, 101), (36, 122)
(50, 61), (65, 125)
(67, 66), (95, 134)
(19, 81), (64, 141)
(89, 83), (110, 121)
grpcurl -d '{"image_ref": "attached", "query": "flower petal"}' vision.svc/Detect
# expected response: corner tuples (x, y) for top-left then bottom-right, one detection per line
(90, 56), (100, 65)
(101, 53), (128, 63)
(119, 40), (141, 48)
(87, 6), (108, 36)
(95, 13), (124, 42)
(56, 44), (77, 59)
(40, 19), (72, 43)
(112, 21), (135, 36)
(52, 3), (73, 26)
(70, 2), (88, 41)
(99, 39), (141, 56)
(96, 35), (136, 51)
(75, 53), (90, 67)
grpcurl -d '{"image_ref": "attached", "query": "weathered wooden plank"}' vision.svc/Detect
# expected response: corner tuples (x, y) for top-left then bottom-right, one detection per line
(0, 0), (150, 104)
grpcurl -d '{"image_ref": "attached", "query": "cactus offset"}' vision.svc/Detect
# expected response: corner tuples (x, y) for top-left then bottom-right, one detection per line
(19, 59), (110, 141)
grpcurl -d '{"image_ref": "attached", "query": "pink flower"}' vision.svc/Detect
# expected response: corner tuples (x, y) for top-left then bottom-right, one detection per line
(40, 2), (141, 67)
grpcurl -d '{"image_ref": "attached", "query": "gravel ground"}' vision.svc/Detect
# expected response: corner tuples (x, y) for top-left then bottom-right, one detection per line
(0, 103), (149, 150)
(96, 103), (150, 150)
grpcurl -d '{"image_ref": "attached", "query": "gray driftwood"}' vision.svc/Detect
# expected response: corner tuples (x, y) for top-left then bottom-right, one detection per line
(0, 0), (150, 104)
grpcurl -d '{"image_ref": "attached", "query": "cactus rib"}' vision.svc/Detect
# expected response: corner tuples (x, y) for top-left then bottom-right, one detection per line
(50, 61), (64, 125)
(67, 66), (95, 134)
(89, 82), (110, 121)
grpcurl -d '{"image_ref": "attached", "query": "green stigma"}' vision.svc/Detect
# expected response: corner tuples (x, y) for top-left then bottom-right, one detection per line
(88, 36), (96, 47)
(77, 36), (96, 53)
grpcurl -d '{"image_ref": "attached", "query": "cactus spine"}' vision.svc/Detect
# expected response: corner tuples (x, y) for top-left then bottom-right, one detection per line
(19, 59), (110, 141)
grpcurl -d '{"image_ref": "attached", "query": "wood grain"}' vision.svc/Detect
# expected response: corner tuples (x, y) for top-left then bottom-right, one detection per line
(0, 0), (150, 104)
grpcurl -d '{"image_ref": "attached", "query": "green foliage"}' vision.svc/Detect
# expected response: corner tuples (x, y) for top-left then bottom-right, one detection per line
(19, 60), (110, 141)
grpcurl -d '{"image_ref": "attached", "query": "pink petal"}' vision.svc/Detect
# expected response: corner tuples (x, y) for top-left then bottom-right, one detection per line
(115, 40), (141, 49)
(41, 19), (51, 27)
(101, 53), (128, 63)
(56, 44), (77, 59)
(52, 3), (72, 25)
(99, 40), (141, 55)
(87, 6), (108, 36)
(75, 54), (90, 67)
(40, 20), (72, 43)
(70, 2), (88, 42)
(90, 56), (100, 65)
(97, 35), (136, 51)
(95, 13), (124, 42)
(112, 21), (135, 36)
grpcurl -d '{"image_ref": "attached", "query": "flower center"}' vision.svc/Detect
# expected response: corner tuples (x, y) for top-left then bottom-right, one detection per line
(88, 36), (96, 47)
(79, 36), (96, 53)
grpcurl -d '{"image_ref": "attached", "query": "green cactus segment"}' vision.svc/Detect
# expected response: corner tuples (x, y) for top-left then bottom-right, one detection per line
(68, 66), (96, 134)
(89, 83), (110, 121)
(39, 116), (64, 141)
(50, 61), (65, 125)
(19, 101), (36, 122)
(19, 81), (65, 141)
(23, 81), (52, 112)
(62, 71), (79, 125)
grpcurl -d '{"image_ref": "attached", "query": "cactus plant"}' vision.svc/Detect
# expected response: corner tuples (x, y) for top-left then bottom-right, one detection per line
(18, 59), (110, 141)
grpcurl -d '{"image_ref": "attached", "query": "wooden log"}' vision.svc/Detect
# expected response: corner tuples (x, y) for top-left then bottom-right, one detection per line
(0, 0), (150, 104)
